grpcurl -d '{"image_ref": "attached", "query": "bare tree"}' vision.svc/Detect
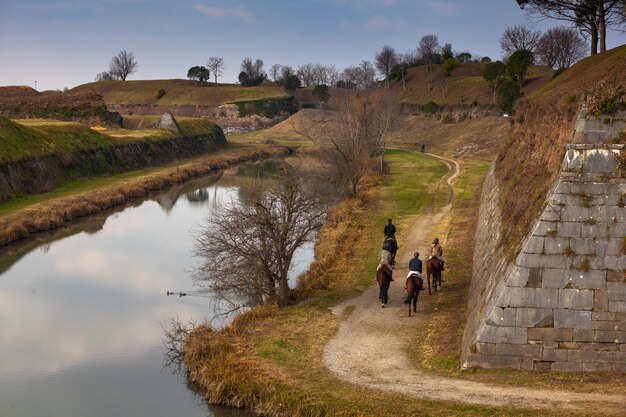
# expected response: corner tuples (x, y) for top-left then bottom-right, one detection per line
(499, 25), (542, 58)
(375, 46), (398, 90)
(95, 71), (116, 81)
(193, 167), (326, 307)
(522, 1), (623, 54)
(269, 64), (282, 82)
(240, 57), (266, 86)
(296, 89), (401, 194)
(297, 63), (317, 87)
(108, 50), (138, 81)
(418, 35), (441, 92)
(536, 27), (587, 68)
(207, 57), (225, 85)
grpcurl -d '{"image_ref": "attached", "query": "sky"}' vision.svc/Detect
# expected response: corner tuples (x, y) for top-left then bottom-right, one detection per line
(1, 0), (625, 91)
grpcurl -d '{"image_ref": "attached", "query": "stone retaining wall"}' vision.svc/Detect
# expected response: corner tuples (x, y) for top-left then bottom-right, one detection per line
(461, 107), (626, 372)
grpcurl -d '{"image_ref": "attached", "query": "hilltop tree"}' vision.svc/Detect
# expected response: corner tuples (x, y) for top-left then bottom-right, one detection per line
(312, 84), (330, 108)
(442, 57), (459, 99)
(455, 51), (473, 62)
(269, 64), (282, 83)
(108, 50), (138, 81)
(418, 34), (441, 92)
(441, 43), (453, 60)
(283, 74), (301, 94)
(187, 66), (210, 86)
(483, 60), (506, 103)
(507, 49), (535, 89)
(375, 45), (398, 90)
(95, 71), (116, 81)
(520, 0), (623, 54)
(536, 27), (587, 68)
(207, 57), (225, 85)
(499, 25), (541, 58)
(239, 57), (266, 86)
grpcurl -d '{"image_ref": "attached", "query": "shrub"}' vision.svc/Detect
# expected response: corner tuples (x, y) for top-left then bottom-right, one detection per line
(496, 79), (520, 114)
(586, 80), (624, 116)
(157, 89), (166, 99)
(423, 101), (439, 114)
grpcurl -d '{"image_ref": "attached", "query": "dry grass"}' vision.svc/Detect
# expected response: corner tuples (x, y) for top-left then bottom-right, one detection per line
(0, 146), (289, 246)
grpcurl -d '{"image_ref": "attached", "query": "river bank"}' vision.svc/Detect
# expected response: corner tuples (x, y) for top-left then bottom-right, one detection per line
(0, 145), (291, 246)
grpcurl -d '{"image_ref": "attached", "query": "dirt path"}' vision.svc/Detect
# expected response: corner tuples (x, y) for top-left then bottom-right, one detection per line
(322, 153), (626, 413)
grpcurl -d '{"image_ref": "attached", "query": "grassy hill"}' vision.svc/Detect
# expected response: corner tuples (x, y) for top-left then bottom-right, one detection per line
(496, 44), (626, 260)
(390, 61), (554, 106)
(70, 79), (289, 106)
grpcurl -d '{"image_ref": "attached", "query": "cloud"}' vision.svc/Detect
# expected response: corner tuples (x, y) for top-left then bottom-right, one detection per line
(364, 15), (407, 30)
(194, 4), (255, 23)
(427, 1), (456, 16)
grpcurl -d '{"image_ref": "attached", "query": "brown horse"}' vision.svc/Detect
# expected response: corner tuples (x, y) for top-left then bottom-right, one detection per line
(426, 257), (443, 295)
(376, 266), (393, 307)
(404, 273), (423, 316)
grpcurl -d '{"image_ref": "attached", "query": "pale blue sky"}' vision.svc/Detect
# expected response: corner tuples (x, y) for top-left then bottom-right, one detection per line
(1, 0), (625, 91)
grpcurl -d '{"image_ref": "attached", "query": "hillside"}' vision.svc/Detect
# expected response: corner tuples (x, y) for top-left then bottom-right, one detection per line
(495, 44), (626, 259)
(390, 61), (554, 106)
(69, 79), (289, 106)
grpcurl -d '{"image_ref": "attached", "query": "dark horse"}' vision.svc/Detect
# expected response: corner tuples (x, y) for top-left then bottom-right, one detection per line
(404, 273), (423, 316)
(382, 237), (398, 266)
(376, 266), (393, 307)
(426, 257), (443, 295)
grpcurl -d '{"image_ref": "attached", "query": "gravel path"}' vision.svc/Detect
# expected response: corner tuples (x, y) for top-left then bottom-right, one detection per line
(322, 153), (626, 413)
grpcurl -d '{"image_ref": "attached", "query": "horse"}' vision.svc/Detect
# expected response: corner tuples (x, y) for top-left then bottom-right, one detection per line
(376, 266), (393, 307)
(382, 237), (398, 266)
(426, 257), (443, 295)
(404, 272), (423, 316)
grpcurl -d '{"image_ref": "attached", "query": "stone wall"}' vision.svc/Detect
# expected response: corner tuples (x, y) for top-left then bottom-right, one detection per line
(461, 107), (626, 372)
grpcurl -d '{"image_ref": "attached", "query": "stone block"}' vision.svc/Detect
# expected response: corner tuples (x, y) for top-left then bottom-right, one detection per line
(591, 194), (620, 206)
(541, 209), (561, 222)
(476, 342), (496, 355)
(561, 205), (591, 222)
(621, 344), (626, 352)
(582, 362), (612, 371)
(607, 281), (626, 293)
(505, 268), (530, 287)
(566, 270), (606, 290)
(572, 330), (595, 342)
(552, 361), (582, 372)
(608, 291), (626, 302)
(554, 183), (570, 194)
(554, 309), (575, 329)
(581, 223), (608, 239)
(558, 222), (581, 238)
(594, 290), (609, 312)
(543, 269), (568, 288)
(499, 288), (558, 309)
(544, 255), (572, 269)
(609, 301), (626, 313)
(486, 307), (517, 327)
(592, 311), (616, 321)
(478, 325), (527, 344)
(495, 343), (542, 357)
(534, 361), (554, 371)
(528, 328), (573, 342)
(568, 350), (598, 362)
(590, 206), (614, 223)
(463, 354), (522, 370)
(597, 351), (626, 362)
(542, 348), (567, 362)
(612, 363), (626, 371)
(574, 311), (592, 329)
(516, 308), (553, 328)
(608, 223), (626, 238)
(606, 238), (624, 257)
(618, 256), (626, 270)
(558, 289), (594, 310)
(615, 207), (626, 223)
(570, 238), (603, 256)
(589, 256), (619, 270)
(524, 237), (546, 254)
(594, 330), (626, 343)
(591, 321), (622, 331)
(527, 267), (543, 288)
(532, 221), (558, 237)
(543, 237), (570, 255)
(606, 270), (626, 283)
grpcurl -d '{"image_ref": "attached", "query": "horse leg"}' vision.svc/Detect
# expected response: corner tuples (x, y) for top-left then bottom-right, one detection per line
(413, 289), (418, 312)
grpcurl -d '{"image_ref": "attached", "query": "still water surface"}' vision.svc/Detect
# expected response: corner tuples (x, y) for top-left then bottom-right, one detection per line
(0, 164), (313, 417)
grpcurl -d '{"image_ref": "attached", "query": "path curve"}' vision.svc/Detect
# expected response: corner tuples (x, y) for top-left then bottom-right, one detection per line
(322, 153), (626, 413)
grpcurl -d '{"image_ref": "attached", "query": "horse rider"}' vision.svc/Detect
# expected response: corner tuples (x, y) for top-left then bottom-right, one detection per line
(377, 247), (393, 278)
(431, 237), (444, 271)
(384, 218), (396, 238)
(407, 251), (423, 283)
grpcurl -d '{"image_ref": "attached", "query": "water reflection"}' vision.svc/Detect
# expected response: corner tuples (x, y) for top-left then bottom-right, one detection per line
(0, 162), (310, 417)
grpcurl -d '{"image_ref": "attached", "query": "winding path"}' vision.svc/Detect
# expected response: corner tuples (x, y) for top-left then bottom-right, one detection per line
(322, 153), (626, 413)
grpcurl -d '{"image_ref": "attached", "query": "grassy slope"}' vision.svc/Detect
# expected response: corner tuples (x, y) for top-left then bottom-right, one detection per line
(0, 116), (222, 164)
(496, 44), (626, 260)
(69, 79), (289, 106)
(391, 61), (553, 106)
